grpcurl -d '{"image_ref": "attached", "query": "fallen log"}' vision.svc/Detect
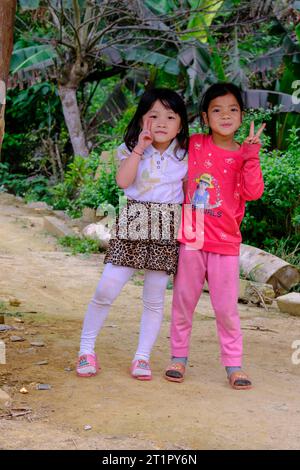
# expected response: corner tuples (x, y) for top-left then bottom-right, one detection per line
(204, 279), (275, 306)
(240, 244), (300, 296)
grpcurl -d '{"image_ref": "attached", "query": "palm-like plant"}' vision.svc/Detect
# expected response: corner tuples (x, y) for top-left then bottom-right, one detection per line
(13, 0), (187, 157)
(9, 0), (300, 157)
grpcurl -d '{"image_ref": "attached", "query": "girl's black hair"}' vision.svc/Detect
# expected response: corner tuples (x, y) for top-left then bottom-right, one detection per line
(124, 88), (189, 159)
(199, 82), (244, 130)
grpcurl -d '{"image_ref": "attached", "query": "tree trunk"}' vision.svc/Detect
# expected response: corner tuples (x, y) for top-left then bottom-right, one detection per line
(0, 0), (16, 155)
(58, 85), (89, 158)
(240, 244), (300, 296)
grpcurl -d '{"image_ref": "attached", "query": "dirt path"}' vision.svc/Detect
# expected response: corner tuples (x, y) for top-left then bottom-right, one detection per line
(0, 192), (300, 450)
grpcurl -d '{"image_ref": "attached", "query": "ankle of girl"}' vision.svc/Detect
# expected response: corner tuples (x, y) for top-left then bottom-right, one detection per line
(172, 356), (188, 366)
(225, 366), (241, 377)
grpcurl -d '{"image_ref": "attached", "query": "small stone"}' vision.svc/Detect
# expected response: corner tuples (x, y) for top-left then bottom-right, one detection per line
(30, 341), (45, 347)
(82, 207), (96, 223)
(274, 403), (289, 411)
(10, 335), (25, 342)
(27, 201), (52, 210)
(9, 298), (21, 307)
(0, 388), (11, 403)
(14, 318), (24, 323)
(84, 425), (92, 431)
(277, 293), (300, 316)
(0, 325), (14, 331)
(18, 347), (35, 354)
(19, 387), (28, 394)
(64, 367), (72, 372)
(36, 384), (51, 390)
(0, 342), (5, 364)
(35, 360), (48, 365)
(13, 325), (25, 331)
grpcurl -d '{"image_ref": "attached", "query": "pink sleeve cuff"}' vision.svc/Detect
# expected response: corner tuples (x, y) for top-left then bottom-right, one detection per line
(242, 143), (261, 159)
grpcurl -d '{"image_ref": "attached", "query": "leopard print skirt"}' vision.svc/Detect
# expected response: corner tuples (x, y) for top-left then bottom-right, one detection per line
(104, 199), (181, 275)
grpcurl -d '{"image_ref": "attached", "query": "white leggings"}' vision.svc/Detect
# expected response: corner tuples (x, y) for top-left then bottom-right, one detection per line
(80, 263), (169, 360)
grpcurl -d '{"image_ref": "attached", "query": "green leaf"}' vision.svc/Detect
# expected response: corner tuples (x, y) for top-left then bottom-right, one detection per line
(181, 0), (224, 42)
(164, 58), (180, 75)
(296, 24), (300, 45)
(10, 45), (57, 74)
(144, 0), (177, 15)
(125, 47), (179, 74)
(179, 44), (211, 89)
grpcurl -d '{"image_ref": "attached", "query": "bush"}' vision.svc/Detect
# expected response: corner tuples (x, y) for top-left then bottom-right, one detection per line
(48, 148), (123, 217)
(241, 127), (300, 256)
(58, 236), (102, 255)
(0, 163), (50, 201)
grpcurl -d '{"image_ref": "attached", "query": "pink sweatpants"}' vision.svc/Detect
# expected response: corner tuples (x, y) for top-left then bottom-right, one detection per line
(171, 244), (242, 366)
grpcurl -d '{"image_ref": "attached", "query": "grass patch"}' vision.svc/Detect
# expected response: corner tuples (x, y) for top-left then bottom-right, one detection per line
(58, 235), (102, 255)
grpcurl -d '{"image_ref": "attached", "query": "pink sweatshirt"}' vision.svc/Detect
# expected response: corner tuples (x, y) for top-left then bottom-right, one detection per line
(179, 134), (264, 255)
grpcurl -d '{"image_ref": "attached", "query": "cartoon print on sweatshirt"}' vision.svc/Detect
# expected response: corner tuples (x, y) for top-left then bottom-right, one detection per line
(190, 173), (222, 210)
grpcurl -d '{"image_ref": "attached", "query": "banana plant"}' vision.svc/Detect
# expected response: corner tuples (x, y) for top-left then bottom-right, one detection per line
(14, 0), (203, 157)
(13, 0), (184, 157)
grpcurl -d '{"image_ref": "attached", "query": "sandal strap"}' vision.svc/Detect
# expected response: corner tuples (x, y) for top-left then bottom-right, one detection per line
(166, 362), (186, 373)
(229, 371), (251, 385)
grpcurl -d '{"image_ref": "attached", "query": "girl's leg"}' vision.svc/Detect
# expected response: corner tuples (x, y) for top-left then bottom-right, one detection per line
(170, 244), (207, 359)
(79, 263), (135, 356)
(207, 253), (242, 367)
(134, 269), (169, 362)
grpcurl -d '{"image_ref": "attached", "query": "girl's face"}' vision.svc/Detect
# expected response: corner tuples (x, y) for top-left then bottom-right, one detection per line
(202, 93), (242, 137)
(142, 100), (181, 150)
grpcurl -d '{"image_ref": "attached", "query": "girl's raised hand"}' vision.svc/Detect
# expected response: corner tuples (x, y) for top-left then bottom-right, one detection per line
(244, 121), (266, 145)
(137, 118), (153, 151)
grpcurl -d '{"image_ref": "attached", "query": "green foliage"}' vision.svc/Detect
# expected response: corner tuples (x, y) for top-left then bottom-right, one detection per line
(263, 238), (300, 267)
(0, 163), (50, 200)
(58, 236), (101, 255)
(23, 176), (51, 202)
(47, 182), (71, 211)
(0, 163), (28, 195)
(48, 147), (123, 217)
(64, 156), (92, 190)
(75, 164), (123, 212)
(152, 68), (180, 90)
(2, 81), (64, 175)
(241, 127), (300, 255)
(235, 107), (276, 147)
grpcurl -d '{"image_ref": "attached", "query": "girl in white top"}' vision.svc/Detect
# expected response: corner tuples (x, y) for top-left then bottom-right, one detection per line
(76, 88), (189, 380)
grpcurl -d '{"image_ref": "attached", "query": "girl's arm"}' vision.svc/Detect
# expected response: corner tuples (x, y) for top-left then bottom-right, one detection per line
(116, 118), (153, 189)
(182, 171), (188, 196)
(239, 122), (265, 201)
(116, 147), (144, 189)
(239, 143), (264, 201)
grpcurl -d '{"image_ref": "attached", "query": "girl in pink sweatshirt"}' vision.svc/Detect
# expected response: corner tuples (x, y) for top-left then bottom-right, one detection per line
(165, 83), (265, 389)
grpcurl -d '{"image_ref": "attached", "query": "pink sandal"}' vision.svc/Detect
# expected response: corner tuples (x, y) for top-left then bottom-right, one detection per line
(76, 353), (100, 377)
(130, 359), (152, 381)
(228, 371), (252, 390)
(165, 362), (186, 383)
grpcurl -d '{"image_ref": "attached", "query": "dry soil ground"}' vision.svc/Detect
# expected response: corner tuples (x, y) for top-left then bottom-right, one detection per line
(0, 193), (300, 450)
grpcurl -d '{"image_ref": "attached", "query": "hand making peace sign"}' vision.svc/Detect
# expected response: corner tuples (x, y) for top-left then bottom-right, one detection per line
(137, 118), (153, 151)
(244, 121), (266, 145)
